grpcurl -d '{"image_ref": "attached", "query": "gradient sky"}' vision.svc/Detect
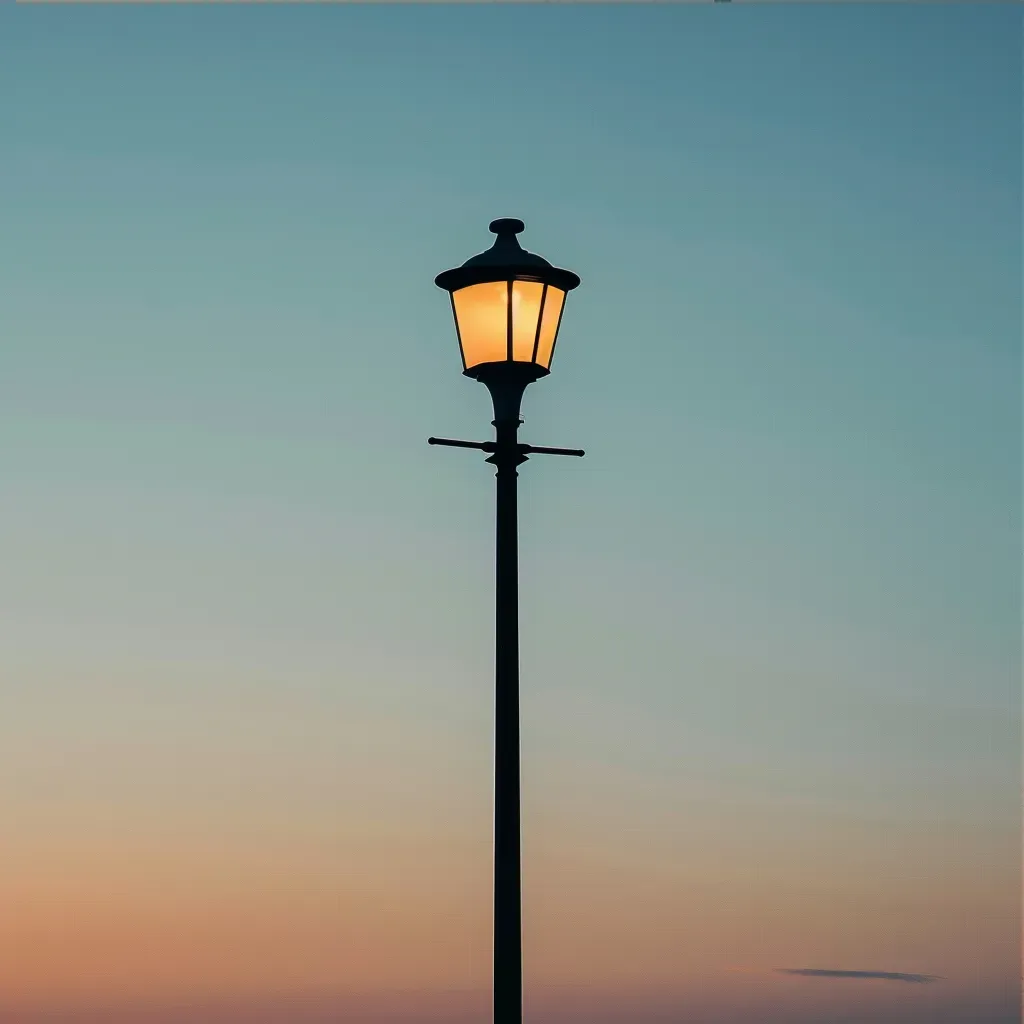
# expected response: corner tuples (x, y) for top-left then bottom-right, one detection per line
(2, 5), (1021, 1024)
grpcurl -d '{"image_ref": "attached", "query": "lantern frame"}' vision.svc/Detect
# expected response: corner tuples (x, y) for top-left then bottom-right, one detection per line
(435, 219), (581, 381)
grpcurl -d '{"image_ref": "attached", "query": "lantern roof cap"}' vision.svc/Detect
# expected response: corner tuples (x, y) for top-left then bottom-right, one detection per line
(435, 219), (580, 294)
(459, 219), (553, 271)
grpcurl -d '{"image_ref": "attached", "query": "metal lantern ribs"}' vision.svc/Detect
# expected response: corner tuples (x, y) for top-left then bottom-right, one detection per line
(428, 219), (584, 1024)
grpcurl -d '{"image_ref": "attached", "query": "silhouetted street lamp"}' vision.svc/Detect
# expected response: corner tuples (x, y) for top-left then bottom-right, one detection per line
(430, 219), (583, 1024)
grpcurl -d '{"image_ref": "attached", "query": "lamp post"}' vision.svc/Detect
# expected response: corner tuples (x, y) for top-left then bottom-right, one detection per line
(430, 219), (583, 1024)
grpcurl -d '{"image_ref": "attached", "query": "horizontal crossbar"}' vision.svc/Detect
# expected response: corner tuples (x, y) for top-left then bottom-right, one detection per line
(428, 437), (585, 458)
(427, 437), (491, 451)
(521, 444), (585, 457)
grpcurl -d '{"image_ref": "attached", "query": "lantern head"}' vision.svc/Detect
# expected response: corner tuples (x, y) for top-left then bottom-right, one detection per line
(435, 219), (581, 385)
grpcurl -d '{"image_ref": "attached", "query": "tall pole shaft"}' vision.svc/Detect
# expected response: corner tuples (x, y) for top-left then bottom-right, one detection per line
(491, 415), (525, 1024)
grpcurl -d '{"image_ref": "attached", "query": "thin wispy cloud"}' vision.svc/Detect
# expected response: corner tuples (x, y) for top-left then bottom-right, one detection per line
(777, 969), (941, 984)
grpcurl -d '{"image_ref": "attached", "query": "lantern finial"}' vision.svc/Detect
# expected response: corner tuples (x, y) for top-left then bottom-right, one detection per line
(488, 218), (525, 236)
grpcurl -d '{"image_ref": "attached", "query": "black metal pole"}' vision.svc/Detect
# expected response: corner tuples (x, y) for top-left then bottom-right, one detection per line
(430, 362), (583, 1024)
(486, 388), (528, 1024)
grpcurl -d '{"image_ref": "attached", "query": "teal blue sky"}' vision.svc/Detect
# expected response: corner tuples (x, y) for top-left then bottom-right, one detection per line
(2, 6), (1020, 1024)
